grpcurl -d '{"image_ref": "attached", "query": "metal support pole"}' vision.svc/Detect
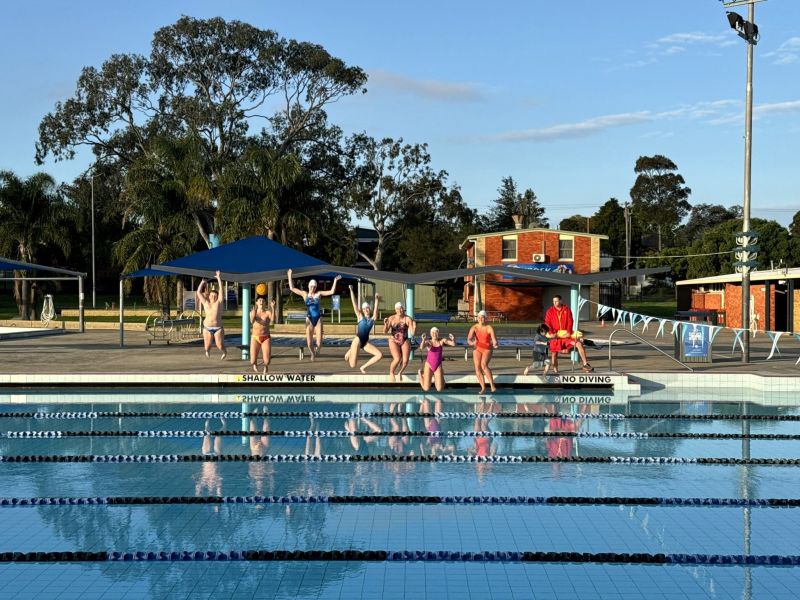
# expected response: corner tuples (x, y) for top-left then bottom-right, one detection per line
(570, 285), (580, 364)
(78, 276), (85, 333)
(91, 172), (96, 309)
(406, 284), (416, 359)
(119, 279), (124, 348)
(741, 1), (755, 363)
(241, 284), (251, 361)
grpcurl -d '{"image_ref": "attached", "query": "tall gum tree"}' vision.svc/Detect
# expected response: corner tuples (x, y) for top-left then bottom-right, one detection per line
(36, 16), (367, 247)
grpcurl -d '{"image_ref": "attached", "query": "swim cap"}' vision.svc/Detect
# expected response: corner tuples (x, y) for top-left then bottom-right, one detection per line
(308, 279), (318, 289)
(430, 327), (439, 335)
(394, 302), (404, 310)
(478, 310), (487, 318)
(361, 302), (371, 310)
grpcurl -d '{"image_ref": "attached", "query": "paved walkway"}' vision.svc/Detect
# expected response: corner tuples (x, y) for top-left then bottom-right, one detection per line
(1, 325), (798, 376)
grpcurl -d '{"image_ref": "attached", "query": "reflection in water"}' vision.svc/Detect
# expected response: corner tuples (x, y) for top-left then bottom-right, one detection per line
(3, 393), (800, 599)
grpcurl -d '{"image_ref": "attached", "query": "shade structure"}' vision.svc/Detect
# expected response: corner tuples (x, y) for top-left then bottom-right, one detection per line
(0, 257), (85, 278)
(123, 236), (327, 283)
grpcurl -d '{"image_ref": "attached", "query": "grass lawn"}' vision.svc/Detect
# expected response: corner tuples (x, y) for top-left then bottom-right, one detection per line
(622, 299), (677, 318)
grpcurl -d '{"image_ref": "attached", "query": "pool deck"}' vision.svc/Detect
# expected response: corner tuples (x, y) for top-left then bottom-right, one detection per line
(1, 325), (799, 394)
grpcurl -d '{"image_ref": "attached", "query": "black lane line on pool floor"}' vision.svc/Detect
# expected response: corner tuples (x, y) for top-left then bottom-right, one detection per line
(2, 495), (799, 508)
(0, 550), (798, 566)
(5, 411), (800, 421)
(1, 454), (799, 465)
(5, 430), (800, 440)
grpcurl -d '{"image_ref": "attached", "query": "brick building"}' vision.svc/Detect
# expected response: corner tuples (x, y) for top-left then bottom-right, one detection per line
(677, 268), (800, 332)
(460, 227), (608, 321)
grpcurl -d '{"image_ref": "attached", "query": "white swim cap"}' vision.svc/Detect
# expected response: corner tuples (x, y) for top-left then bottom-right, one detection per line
(478, 310), (487, 318)
(430, 327), (439, 335)
(361, 302), (371, 310)
(308, 279), (318, 288)
(394, 302), (404, 310)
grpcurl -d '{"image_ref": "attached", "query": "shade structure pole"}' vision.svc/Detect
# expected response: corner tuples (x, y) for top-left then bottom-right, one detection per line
(406, 284), (416, 359)
(241, 284), (251, 360)
(78, 276), (85, 333)
(570, 284), (580, 364)
(119, 279), (124, 348)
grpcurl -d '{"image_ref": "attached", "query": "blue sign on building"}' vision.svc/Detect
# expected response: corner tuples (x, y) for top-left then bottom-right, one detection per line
(501, 263), (574, 280)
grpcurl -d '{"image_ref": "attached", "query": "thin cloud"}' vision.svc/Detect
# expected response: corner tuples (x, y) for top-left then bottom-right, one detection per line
(480, 98), (800, 143)
(764, 37), (800, 65)
(657, 32), (726, 45)
(368, 69), (484, 102)
(483, 112), (652, 142)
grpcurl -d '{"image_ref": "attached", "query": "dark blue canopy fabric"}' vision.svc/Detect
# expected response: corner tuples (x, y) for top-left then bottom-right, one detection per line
(123, 236), (327, 279)
(122, 268), (175, 279)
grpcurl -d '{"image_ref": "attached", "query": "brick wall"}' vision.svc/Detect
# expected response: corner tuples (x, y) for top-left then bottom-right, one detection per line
(723, 283), (774, 330)
(691, 292), (723, 311)
(483, 283), (543, 320)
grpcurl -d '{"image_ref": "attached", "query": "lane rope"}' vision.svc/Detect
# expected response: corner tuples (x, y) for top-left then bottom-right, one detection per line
(5, 430), (800, 440)
(3, 411), (799, 421)
(0, 550), (797, 565)
(0, 454), (798, 465)
(2, 494), (798, 508)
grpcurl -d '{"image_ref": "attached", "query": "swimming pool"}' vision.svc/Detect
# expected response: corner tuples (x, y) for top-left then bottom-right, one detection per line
(1, 389), (799, 599)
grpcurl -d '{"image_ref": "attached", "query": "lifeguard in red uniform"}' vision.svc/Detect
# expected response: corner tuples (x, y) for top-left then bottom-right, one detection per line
(543, 295), (593, 374)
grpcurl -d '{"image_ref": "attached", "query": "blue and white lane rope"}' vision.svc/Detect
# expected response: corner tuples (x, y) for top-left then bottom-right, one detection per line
(0, 550), (798, 565)
(6, 411), (800, 421)
(2, 495), (798, 507)
(4, 430), (800, 440)
(0, 454), (798, 465)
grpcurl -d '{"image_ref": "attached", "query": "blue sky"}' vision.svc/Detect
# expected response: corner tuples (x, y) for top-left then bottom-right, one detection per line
(3, 0), (800, 228)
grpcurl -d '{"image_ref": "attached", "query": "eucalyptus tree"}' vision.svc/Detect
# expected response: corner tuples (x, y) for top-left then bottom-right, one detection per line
(0, 171), (73, 318)
(629, 155), (691, 251)
(344, 134), (448, 271)
(36, 16), (367, 246)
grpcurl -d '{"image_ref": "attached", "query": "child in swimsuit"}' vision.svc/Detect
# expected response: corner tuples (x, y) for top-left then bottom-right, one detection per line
(345, 285), (383, 373)
(249, 295), (276, 373)
(417, 327), (457, 392)
(287, 269), (341, 361)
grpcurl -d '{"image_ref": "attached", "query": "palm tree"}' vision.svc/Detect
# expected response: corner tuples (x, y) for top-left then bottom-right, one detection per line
(0, 171), (73, 318)
(115, 145), (201, 305)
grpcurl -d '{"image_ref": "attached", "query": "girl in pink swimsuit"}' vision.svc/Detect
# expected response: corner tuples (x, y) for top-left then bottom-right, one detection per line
(417, 327), (456, 392)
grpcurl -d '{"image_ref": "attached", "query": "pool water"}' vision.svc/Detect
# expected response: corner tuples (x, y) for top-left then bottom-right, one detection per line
(1, 389), (799, 599)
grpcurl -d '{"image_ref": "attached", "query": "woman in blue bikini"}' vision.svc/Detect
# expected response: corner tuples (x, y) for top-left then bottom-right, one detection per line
(344, 285), (383, 373)
(287, 269), (341, 361)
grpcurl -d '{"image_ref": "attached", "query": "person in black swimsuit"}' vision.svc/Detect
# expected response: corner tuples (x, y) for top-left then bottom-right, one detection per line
(383, 302), (416, 382)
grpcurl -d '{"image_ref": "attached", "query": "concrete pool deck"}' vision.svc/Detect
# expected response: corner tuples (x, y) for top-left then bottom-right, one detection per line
(1, 325), (799, 394)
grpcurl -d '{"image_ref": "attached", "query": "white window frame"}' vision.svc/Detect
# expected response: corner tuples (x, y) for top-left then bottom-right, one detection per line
(558, 236), (574, 261)
(501, 235), (517, 261)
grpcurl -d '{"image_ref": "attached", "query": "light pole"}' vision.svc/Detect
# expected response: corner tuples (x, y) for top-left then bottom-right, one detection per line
(90, 168), (96, 309)
(722, 0), (762, 363)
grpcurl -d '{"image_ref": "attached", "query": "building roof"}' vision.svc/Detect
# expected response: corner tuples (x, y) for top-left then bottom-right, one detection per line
(677, 268), (800, 286)
(460, 227), (608, 249)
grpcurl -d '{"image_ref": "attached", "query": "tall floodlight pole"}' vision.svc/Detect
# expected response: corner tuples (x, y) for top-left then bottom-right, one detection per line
(722, 0), (762, 363)
(91, 168), (96, 309)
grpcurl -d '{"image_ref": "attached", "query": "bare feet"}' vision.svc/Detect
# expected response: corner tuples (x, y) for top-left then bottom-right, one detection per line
(389, 372), (396, 382)
(205, 351), (210, 358)
(360, 366), (367, 375)
(490, 385), (497, 393)
(252, 364), (258, 373)
(478, 387), (486, 395)
(220, 352), (227, 360)
(523, 366), (530, 376)
(262, 365), (268, 375)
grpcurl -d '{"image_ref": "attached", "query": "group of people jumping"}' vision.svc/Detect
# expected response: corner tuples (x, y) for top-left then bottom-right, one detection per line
(195, 271), (592, 394)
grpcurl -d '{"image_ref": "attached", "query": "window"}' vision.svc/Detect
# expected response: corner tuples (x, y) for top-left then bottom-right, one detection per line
(501, 236), (517, 260)
(558, 238), (574, 261)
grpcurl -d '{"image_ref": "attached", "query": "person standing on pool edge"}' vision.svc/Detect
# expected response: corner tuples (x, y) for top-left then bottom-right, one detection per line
(196, 270), (226, 359)
(467, 310), (498, 394)
(543, 295), (593, 374)
(383, 301), (416, 381)
(249, 295), (276, 373)
(287, 269), (341, 361)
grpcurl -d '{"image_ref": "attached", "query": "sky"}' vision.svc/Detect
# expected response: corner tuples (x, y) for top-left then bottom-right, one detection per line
(3, 0), (800, 229)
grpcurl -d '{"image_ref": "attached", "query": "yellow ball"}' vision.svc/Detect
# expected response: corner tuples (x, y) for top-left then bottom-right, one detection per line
(255, 283), (267, 296)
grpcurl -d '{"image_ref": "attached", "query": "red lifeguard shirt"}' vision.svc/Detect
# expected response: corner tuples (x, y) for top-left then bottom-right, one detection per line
(544, 305), (574, 336)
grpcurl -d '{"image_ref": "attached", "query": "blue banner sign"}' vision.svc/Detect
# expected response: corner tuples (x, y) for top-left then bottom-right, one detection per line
(501, 263), (574, 280)
(683, 324), (709, 358)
